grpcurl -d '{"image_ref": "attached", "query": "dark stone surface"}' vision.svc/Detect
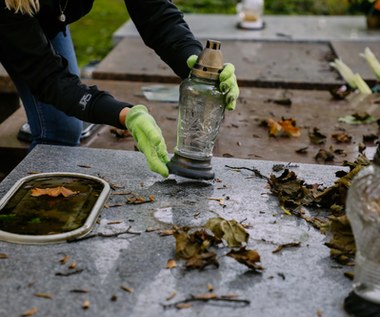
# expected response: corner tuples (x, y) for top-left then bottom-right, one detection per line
(0, 145), (352, 316)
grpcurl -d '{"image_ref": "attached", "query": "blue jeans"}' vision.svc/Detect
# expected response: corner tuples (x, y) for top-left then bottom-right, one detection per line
(3, 27), (83, 148)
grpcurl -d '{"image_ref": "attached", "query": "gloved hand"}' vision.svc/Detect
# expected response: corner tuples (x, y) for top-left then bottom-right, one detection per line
(187, 55), (239, 110)
(125, 105), (169, 177)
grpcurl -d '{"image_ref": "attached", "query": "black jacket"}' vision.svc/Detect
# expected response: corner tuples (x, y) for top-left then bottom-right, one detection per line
(0, 0), (202, 128)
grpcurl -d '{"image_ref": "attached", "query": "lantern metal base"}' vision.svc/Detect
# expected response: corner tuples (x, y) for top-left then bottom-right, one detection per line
(344, 291), (380, 317)
(167, 153), (215, 180)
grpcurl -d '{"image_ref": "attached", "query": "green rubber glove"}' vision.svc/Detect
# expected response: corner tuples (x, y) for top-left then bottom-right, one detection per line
(187, 55), (239, 110)
(125, 105), (169, 177)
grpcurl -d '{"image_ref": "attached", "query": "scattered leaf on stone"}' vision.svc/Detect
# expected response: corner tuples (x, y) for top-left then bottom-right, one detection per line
(69, 261), (77, 269)
(174, 228), (218, 260)
(363, 133), (378, 143)
(185, 252), (219, 270)
(227, 247), (263, 272)
(344, 272), (354, 280)
(309, 127), (327, 145)
(267, 117), (301, 137)
(176, 303), (192, 309)
(332, 132), (352, 143)
(59, 255), (70, 265)
(272, 242), (301, 253)
(0, 253), (8, 259)
(166, 259), (177, 269)
(324, 215), (356, 266)
(127, 196), (149, 204)
(166, 292), (177, 301)
(204, 217), (249, 248)
(192, 293), (218, 300)
(315, 148), (335, 163)
(34, 293), (53, 299)
(82, 299), (90, 310)
(265, 98), (292, 106)
(21, 307), (38, 317)
(109, 128), (131, 138)
(295, 146), (308, 154)
(269, 151), (369, 265)
(31, 186), (79, 197)
(338, 112), (377, 124)
(159, 229), (175, 236)
(207, 283), (214, 292)
(121, 284), (134, 293)
(208, 197), (225, 206)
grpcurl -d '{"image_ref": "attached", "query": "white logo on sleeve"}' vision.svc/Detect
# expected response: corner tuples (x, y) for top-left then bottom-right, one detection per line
(79, 93), (92, 110)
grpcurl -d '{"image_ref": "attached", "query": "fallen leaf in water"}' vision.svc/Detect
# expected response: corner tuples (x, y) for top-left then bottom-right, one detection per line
(31, 186), (79, 198)
(267, 118), (301, 138)
(21, 307), (38, 317)
(204, 217), (249, 248)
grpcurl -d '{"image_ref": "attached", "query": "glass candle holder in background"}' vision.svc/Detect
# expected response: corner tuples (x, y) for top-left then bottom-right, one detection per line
(346, 146), (380, 304)
(236, 0), (264, 30)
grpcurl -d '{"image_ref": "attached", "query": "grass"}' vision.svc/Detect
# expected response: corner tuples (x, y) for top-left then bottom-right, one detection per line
(69, 0), (127, 67)
(70, 0), (356, 68)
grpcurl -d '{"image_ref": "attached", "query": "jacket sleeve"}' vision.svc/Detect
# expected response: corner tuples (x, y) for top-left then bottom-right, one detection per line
(124, 0), (203, 79)
(0, 10), (128, 128)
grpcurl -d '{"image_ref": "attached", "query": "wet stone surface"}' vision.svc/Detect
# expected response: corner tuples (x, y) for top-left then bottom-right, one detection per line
(0, 145), (352, 317)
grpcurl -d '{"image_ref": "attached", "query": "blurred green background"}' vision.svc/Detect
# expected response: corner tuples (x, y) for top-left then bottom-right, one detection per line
(70, 0), (356, 68)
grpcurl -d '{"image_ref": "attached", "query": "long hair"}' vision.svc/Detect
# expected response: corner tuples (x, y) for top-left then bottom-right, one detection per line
(5, 0), (40, 16)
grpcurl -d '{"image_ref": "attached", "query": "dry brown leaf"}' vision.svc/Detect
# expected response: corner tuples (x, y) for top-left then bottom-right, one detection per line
(208, 197), (225, 206)
(272, 242), (301, 254)
(176, 303), (192, 309)
(227, 247), (263, 271)
(121, 284), (134, 293)
(192, 293), (218, 300)
(21, 307), (38, 317)
(166, 291), (177, 301)
(69, 261), (77, 269)
(166, 259), (177, 269)
(82, 299), (90, 310)
(267, 118), (301, 138)
(0, 253), (8, 259)
(31, 186), (79, 198)
(207, 283), (214, 292)
(159, 229), (175, 236)
(59, 255), (70, 265)
(34, 293), (53, 299)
